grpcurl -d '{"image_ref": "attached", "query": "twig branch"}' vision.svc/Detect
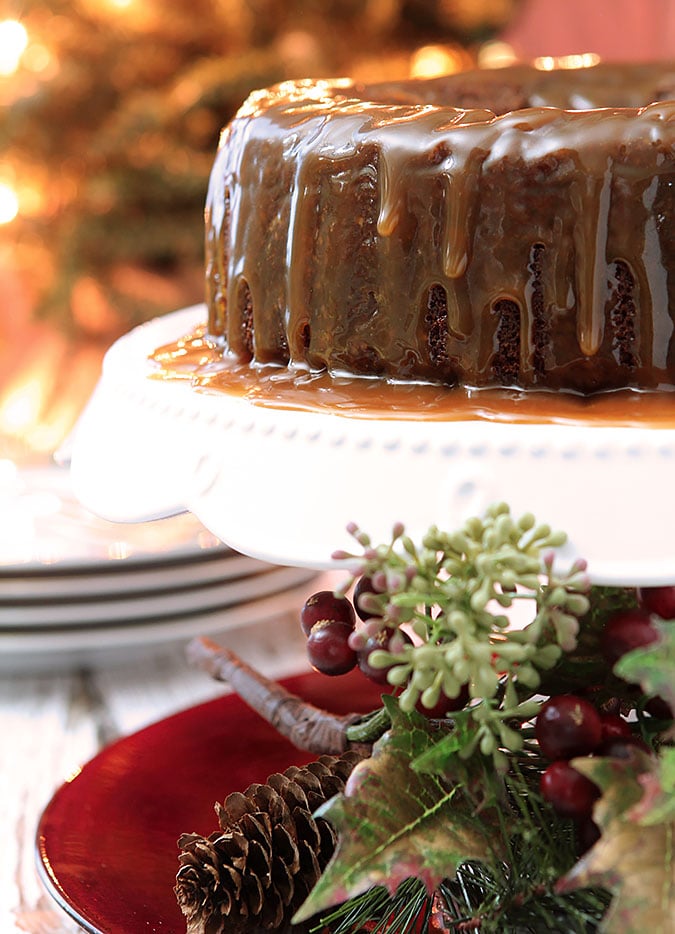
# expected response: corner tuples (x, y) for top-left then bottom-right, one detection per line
(187, 636), (368, 755)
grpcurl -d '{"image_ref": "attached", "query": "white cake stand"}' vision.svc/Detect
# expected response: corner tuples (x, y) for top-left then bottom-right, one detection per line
(67, 304), (675, 586)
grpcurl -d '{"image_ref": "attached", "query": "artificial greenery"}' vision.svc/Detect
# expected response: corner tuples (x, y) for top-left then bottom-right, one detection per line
(181, 504), (674, 933)
(290, 504), (674, 933)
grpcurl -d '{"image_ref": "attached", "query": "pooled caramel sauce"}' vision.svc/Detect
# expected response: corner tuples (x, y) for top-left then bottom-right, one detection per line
(151, 328), (675, 428)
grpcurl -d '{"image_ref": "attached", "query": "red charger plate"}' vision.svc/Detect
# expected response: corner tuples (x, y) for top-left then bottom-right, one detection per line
(36, 669), (384, 933)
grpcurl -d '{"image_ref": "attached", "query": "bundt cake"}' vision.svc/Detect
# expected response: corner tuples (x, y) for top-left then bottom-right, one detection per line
(204, 63), (675, 395)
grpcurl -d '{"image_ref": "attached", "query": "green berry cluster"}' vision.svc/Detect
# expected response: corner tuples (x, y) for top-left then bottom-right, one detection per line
(334, 504), (591, 768)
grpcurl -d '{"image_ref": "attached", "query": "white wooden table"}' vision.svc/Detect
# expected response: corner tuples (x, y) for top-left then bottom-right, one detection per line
(2, 610), (311, 933)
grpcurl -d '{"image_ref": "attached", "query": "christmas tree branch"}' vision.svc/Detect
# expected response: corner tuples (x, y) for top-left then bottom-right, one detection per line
(186, 636), (371, 754)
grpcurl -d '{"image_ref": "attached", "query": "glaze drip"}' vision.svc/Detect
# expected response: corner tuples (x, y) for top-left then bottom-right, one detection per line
(204, 63), (675, 394)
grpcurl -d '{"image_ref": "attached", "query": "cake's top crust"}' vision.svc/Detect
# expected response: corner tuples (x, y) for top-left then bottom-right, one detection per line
(207, 63), (675, 390)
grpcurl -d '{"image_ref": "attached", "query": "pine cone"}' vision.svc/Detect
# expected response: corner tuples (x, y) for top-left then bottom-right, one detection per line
(175, 750), (363, 933)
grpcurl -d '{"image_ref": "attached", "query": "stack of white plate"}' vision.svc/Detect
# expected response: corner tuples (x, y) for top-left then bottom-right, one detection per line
(0, 462), (316, 672)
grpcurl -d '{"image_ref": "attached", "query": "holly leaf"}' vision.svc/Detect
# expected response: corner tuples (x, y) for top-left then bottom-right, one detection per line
(628, 747), (675, 826)
(614, 621), (675, 736)
(293, 697), (503, 923)
(408, 708), (481, 781)
(558, 750), (675, 933)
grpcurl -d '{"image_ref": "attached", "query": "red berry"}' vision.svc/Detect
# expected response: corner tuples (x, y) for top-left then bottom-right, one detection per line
(600, 609), (659, 666)
(357, 627), (411, 684)
(353, 575), (384, 622)
(416, 683), (470, 718)
(597, 735), (651, 759)
(599, 713), (632, 743)
(638, 585), (675, 620)
(306, 620), (357, 676)
(535, 695), (602, 760)
(540, 760), (600, 819)
(300, 590), (355, 637)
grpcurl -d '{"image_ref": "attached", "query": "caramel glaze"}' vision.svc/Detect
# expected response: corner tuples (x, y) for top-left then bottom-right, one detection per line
(151, 328), (675, 428)
(204, 62), (675, 396)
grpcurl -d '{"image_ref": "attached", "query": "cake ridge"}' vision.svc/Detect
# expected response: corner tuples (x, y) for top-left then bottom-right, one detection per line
(205, 63), (675, 394)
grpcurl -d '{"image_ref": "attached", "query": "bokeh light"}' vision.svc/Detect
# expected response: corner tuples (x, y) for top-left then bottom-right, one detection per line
(0, 181), (19, 224)
(0, 19), (28, 75)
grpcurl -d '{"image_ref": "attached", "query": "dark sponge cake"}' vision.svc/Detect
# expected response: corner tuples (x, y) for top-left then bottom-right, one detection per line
(204, 63), (675, 395)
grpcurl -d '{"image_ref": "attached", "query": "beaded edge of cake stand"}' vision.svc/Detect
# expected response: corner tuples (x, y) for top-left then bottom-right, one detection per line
(67, 305), (675, 586)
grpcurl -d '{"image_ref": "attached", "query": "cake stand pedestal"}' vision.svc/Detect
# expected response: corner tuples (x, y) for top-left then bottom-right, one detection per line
(67, 305), (675, 586)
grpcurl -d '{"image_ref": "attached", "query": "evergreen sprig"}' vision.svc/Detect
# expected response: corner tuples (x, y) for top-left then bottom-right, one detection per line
(310, 744), (613, 933)
(316, 759), (612, 934)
